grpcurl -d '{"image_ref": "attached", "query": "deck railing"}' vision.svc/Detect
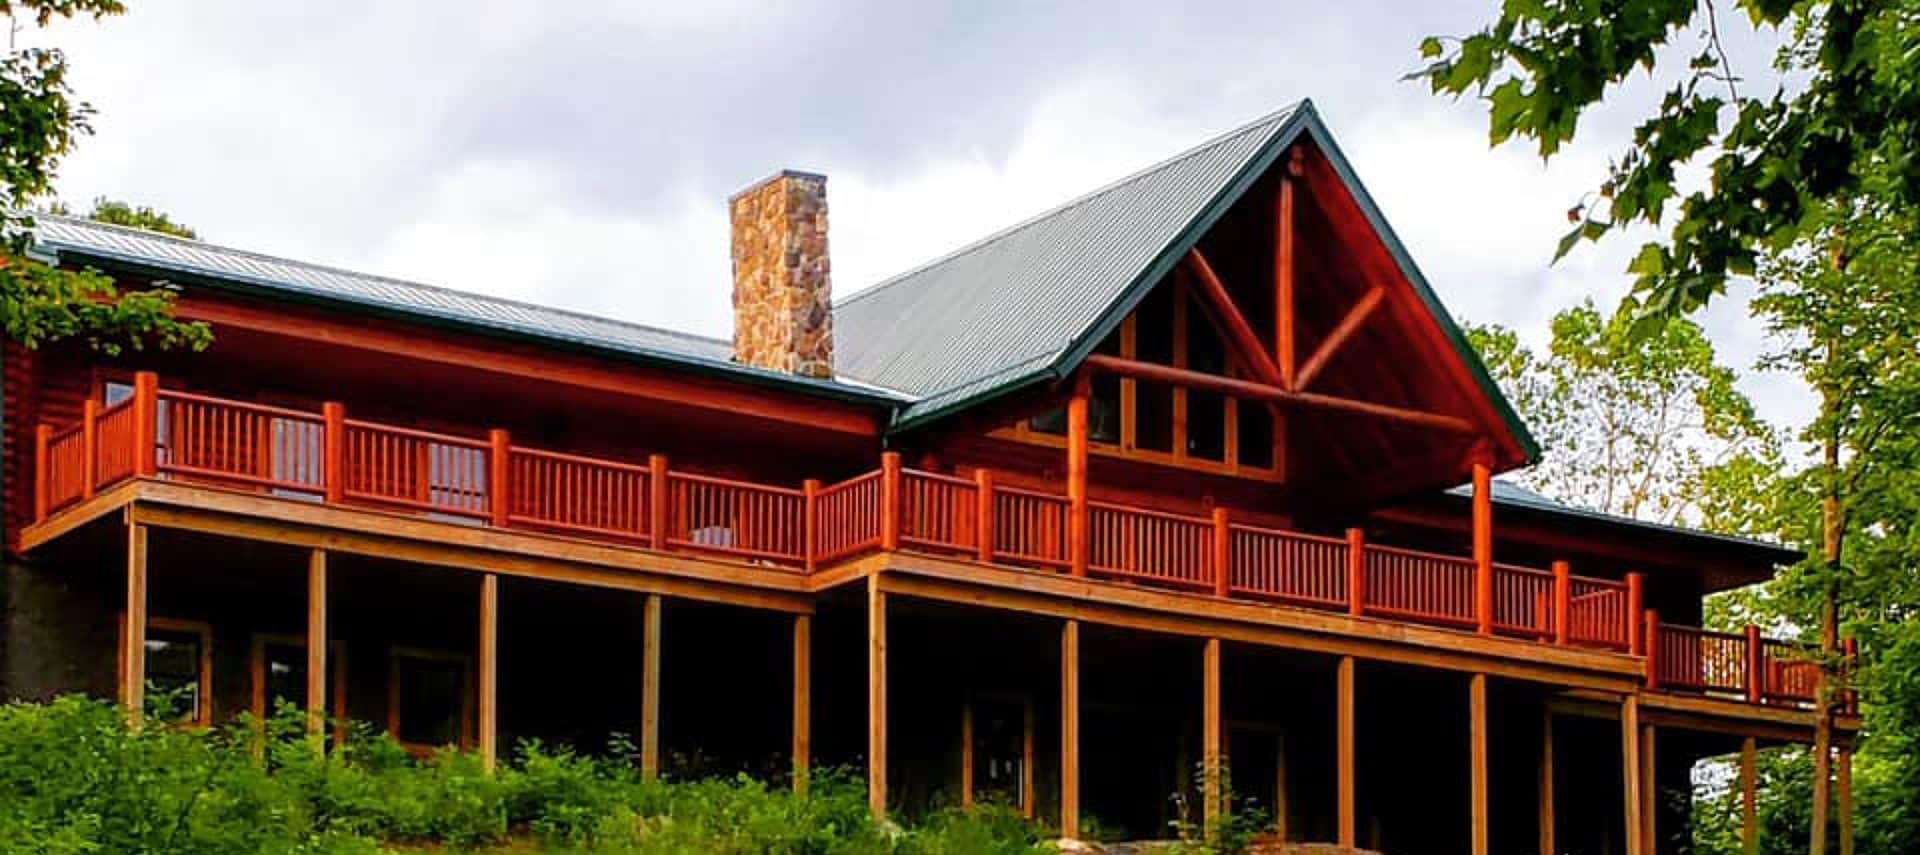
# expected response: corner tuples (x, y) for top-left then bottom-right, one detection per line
(33, 373), (1844, 709)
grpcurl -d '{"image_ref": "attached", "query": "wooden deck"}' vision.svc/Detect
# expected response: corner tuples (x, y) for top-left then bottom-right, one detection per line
(26, 373), (1845, 716)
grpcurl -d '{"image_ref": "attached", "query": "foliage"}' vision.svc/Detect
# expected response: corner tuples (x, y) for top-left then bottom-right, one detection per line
(1466, 299), (1778, 526)
(1412, 0), (1920, 323)
(48, 196), (198, 238)
(1163, 763), (1271, 855)
(0, 696), (1057, 854)
(1, 1), (208, 353)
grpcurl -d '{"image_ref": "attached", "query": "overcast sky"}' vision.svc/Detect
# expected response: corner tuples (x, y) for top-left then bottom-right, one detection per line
(28, 1), (1814, 436)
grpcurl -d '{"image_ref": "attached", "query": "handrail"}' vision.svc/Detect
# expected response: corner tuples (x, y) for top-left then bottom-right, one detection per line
(28, 373), (1851, 713)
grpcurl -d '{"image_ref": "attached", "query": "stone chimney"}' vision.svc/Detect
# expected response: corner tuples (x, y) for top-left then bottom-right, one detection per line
(730, 170), (833, 378)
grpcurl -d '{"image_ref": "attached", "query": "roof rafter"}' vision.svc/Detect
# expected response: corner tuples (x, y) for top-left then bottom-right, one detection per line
(1181, 248), (1285, 388)
(1296, 285), (1385, 390)
(1083, 353), (1476, 434)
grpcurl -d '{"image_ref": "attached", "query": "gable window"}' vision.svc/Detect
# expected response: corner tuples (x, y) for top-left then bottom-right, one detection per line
(388, 648), (473, 751)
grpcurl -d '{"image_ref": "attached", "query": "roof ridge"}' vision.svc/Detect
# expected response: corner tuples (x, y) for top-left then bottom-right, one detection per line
(31, 211), (730, 348)
(834, 100), (1306, 311)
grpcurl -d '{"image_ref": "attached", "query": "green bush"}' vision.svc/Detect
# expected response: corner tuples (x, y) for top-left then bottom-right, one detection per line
(0, 696), (1056, 854)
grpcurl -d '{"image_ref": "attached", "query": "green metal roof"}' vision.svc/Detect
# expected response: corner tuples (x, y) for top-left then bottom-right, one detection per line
(1443, 481), (1803, 565)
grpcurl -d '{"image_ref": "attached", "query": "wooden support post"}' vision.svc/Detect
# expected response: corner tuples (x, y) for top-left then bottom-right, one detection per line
(647, 454), (671, 550)
(132, 371), (158, 477)
(1212, 509), (1231, 598)
(868, 575), (888, 819)
(1472, 461), (1493, 635)
(1641, 723), (1657, 855)
(1337, 655), (1356, 848)
(122, 520), (149, 727)
(879, 452), (902, 552)
(1022, 697), (1037, 820)
(1067, 380), (1089, 577)
(1622, 695), (1645, 855)
(1838, 748), (1853, 855)
(1812, 721), (1831, 855)
(478, 573), (498, 772)
(307, 550), (328, 740)
(1276, 146), (1297, 389)
(802, 479), (821, 574)
(792, 613), (811, 795)
(1539, 710), (1555, 855)
(33, 424), (49, 522)
(1746, 625), (1764, 704)
(488, 429), (510, 528)
(1275, 731), (1290, 841)
(322, 402), (345, 504)
(1740, 736), (1759, 855)
(1552, 561), (1572, 645)
(1203, 638), (1224, 830)
(81, 398), (98, 497)
(960, 700), (975, 810)
(641, 593), (663, 780)
(1061, 619), (1081, 839)
(975, 468), (996, 563)
(1470, 673), (1489, 855)
(1644, 611), (1661, 688)
(1345, 528), (1367, 616)
(1626, 573), (1646, 655)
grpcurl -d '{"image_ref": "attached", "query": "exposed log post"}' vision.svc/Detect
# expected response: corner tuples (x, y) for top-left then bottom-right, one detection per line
(1641, 723), (1657, 855)
(1203, 638), (1224, 830)
(1346, 528), (1366, 616)
(33, 424), (49, 522)
(1276, 145), (1297, 389)
(81, 398), (97, 497)
(1470, 673), (1489, 855)
(642, 593), (663, 780)
(1061, 619), (1081, 839)
(307, 550), (328, 741)
(1022, 697), (1037, 820)
(1275, 731), (1290, 841)
(1067, 378), (1089, 577)
(802, 479), (820, 574)
(868, 576), (888, 819)
(975, 468), (996, 563)
(1644, 611), (1662, 689)
(1337, 655), (1356, 848)
(1812, 721), (1832, 855)
(322, 402), (346, 504)
(122, 520), (149, 727)
(1838, 748), (1854, 855)
(1539, 710), (1555, 855)
(478, 573), (498, 772)
(792, 613), (811, 795)
(1741, 736), (1759, 855)
(132, 371), (158, 477)
(1746, 625), (1764, 704)
(648, 454), (670, 550)
(960, 700), (975, 810)
(1473, 460), (1494, 635)
(488, 429), (510, 528)
(1552, 561), (1572, 645)
(1212, 509), (1231, 598)
(1622, 694), (1645, 855)
(880, 451), (902, 552)
(1627, 572), (1646, 655)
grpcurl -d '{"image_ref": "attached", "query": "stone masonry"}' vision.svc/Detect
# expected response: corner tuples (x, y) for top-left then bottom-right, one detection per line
(730, 170), (833, 379)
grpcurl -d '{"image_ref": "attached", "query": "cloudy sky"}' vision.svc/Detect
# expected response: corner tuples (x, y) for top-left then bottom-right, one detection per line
(27, 1), (1812, 433)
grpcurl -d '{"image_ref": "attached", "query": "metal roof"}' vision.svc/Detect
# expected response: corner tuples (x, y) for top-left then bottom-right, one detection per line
(31, 214), (907, 405)
(835, 103), (1302, 419)
(1442, 481), (1804, 564)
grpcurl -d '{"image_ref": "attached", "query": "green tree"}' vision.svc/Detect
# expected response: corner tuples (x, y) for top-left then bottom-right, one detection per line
(47, 196), (197, 239)
(1467, 300), (1778, 527)
(1412, 1), (1920, 323)
(0, 1), (206, 354)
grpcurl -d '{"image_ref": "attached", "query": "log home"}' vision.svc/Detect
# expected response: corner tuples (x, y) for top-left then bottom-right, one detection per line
(1, 102), (1857, 854)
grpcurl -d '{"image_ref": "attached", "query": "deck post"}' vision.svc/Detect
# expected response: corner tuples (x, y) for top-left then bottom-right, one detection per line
(647, 454), (669, 549)
(1211, 509), (1231, 598)
(1472, 460), (1493, 635)
(802, 479), (821, 574)
(1641, 723), (1657, 855)
(1812, 723), (1831, 855)
(1067, 377), (1089, 577)
(322, 403), (345, 504)
(306, 549), (328, 741)
(122, 520), (149, 727)
(868, 575), (888, 819)
(1746, 625), (1764, 704)
(1470, 673), (1489, 855)
(1337, 655), (1356, 848)
(81, 399), (98, 497)
(1644, 611), (1661, 688)
(1022, 697), (1037, 819)
(1740, 736), (1759, 855)
(1275, 731), (1290, 841)
(974, 468), (996, 563)
(1622, 694), (1645, 855)
(1838, 748), (1853, 855)
(1203, 638), (1224, 830)
(1551, 561), (1571, 645)
(792, 613), (811, 794)
(488, 429), (510, 528)
(478, 573), (498, 772)
(1061, 618), (1082, 839)
(1539, 710), (1555, 855)
(879, 452), (902, 552)
(642, 593), (663, 781)
(1346, 528), (1365, 616)
(132, 371), (158, 477)
(1626, 572), (1646, 655)
(33, 424), (49, 522)
(960, 700), (975, 809)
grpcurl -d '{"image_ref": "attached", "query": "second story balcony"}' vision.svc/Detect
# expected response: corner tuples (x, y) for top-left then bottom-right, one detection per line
(28, 373), (1847, 715)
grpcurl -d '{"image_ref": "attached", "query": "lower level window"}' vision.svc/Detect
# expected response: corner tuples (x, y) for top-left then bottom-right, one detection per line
(389, 649), (471, 749)
(136, 618), (212, 726)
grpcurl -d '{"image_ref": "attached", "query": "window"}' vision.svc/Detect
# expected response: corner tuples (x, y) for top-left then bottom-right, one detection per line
(121, 617), (213, 726)
(388, 649), (472, 750)
(250, 634), (347, 726)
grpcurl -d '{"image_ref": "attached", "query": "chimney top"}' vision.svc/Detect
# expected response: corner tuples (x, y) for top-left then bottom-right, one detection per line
(729, 171), (833, 379)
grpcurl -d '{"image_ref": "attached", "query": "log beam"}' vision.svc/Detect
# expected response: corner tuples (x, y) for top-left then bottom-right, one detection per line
(1083, 354), (1477, 434)
(478, 573), (499, 772)
(642, 593), (663, 780)
(1184, 249), (1285, 387)
(1296, 286), (1385, 390)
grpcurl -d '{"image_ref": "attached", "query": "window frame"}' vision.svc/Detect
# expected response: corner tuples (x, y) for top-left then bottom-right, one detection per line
(117, 614), (215, 728)
(249, 632), (350, 742)
(386, 646), (475, 754)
